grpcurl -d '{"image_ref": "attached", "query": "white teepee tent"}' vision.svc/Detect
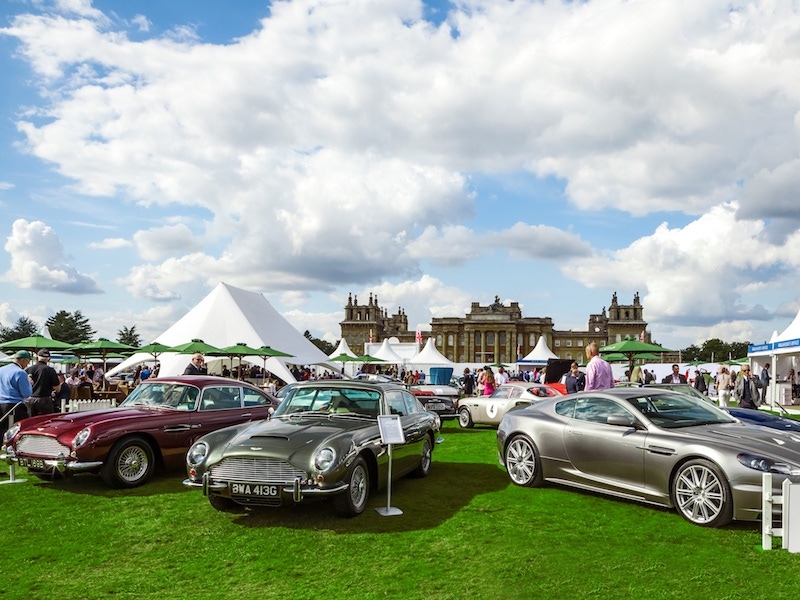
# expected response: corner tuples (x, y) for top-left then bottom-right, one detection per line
(109, 282), (330, 382)
(519, 335), (558, 365)
(408, 337), (452, 365)
(373, 339), (405, 363)
(329, 338), (358, 358)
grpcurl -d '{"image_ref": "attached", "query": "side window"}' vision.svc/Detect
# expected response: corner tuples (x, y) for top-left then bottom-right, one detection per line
(555, 399), (575, 417)
(243, 388), (269, 407)
(401, 391), (419, 415)
(200, 387), (242, 411)
(573, 397), (632, 424)
(492, 387), (512, 400)
(386, 391), (408, 416)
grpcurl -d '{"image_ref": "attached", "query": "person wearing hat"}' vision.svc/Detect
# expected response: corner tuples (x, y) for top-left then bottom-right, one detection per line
(24, 348), (61, 417)
(0, 350), (34, 437)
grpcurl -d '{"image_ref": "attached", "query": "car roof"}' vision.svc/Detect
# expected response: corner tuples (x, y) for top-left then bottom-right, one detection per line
(141, 375), (262, 391)
(571, 387), (684, 400)
(291, 379), (402, 392)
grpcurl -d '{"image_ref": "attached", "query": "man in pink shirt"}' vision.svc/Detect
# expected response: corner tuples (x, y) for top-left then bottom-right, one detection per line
(584, 342), (615, 391)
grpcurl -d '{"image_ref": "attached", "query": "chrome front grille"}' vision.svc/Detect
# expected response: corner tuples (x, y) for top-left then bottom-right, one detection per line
(210, 457), (307, 484)
(17, 434), (70, 458)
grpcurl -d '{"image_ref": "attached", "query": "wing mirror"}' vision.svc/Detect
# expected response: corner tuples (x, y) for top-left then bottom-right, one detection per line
(607, 414), (638, 428)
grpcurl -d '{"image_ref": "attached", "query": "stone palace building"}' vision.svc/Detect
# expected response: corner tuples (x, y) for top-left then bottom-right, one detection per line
(339, 291), (653, 365)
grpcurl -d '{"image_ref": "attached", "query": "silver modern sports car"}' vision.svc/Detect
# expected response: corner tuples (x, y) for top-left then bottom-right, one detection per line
(497, 387), (800, 527)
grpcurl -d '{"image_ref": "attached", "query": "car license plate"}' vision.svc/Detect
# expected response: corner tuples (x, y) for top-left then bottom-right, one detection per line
(427, 403), (445, 411)
(229, 482), (279, 497)
(18, 458), (46, 469)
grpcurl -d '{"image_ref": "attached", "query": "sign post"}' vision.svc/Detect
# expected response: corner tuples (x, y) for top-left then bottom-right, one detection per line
(376, 414), (405, 516)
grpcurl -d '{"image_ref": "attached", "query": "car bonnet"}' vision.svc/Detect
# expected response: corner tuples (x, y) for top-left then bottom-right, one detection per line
(664, 421), (800, 464)
(219, 415), (377, 457)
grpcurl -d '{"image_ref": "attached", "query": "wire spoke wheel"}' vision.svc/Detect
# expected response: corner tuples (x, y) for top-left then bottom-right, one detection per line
(116, 445), (150, 483)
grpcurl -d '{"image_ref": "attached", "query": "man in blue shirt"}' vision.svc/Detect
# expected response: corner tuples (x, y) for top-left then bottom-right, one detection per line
(0, 350), (34, 437)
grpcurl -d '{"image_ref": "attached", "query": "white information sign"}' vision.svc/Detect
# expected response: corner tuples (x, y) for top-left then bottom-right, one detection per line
(377, 414), (406, 445)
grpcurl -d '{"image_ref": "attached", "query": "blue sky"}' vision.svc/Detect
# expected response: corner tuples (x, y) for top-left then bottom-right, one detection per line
(1, 0), (799, 352)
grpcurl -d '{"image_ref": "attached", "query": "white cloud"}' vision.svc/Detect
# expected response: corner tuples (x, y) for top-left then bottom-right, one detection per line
(3, 0), (800, 349)
(2, 219), (103, 294)
(133, 224), (202, 261)
(564, 202), (795, 331)
(88, 237), (132, 250)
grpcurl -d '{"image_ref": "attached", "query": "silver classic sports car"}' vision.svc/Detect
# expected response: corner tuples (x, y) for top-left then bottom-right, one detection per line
(497, 387), (800, 527)
(184, 380), (440, 517)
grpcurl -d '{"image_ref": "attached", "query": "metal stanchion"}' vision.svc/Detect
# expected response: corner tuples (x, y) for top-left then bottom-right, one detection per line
(1, 402), (27, 485)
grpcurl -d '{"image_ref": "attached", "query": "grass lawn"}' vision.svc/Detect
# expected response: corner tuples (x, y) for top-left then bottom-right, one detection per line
(4, 419), (800, 599)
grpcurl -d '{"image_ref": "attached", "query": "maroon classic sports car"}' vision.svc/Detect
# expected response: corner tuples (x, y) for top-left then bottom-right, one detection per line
(2, 376), (279, 488)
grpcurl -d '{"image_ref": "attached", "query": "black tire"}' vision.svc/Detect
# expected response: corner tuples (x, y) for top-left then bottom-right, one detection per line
(410, 437), (432, 478)
(209, 495), (244, 513)
(504, 435), (543, 487)
(458, 407), (474, 429)
(100, 436), (155, 488)
(333, 456), (370, 517)
(671, 459), (733, 527)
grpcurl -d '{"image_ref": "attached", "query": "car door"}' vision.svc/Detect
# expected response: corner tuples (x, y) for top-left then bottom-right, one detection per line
(483, 386), (514, 424)
(563, 395), (647, 494)
(163, 385), (271, 468)
(384, 389), (422, 474)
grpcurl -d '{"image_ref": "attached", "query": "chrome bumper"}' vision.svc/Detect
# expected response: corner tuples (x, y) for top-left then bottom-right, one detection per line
(183, 472), (348, 502)
(3, 449), (102, 473)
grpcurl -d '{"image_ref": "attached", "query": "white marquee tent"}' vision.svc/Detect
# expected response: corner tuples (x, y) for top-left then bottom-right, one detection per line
(372, 338), (405, 363)
(328, 338), (358, 359)
(518, 335), (558, 366)
(749, 309), (800, 407)
(109, 282), (331, 383)
(408, 337), (452, 365)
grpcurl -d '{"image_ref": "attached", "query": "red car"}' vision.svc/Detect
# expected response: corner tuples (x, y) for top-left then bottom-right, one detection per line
(2, 376), (279, 488)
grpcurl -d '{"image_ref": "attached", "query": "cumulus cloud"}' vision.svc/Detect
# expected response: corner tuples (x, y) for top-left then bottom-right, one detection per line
(133, 224), (202, 261)
(2, 219), (103, 294)
(564, 203), (795, 329)
(3, 0), (800, 346)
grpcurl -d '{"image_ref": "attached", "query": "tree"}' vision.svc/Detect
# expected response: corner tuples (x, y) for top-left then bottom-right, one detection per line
(0, 316), (40, 342)
(304, 330), (335, 356)
(46, 310), (95, 345)
(678, 338), (751, 362)
(117, 325), (141, 347)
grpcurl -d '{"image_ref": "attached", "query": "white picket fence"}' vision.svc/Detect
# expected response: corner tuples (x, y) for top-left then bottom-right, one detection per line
(60, 398), (117, 412)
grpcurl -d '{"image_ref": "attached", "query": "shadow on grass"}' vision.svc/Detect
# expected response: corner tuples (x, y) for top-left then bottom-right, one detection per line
(24, 468), (190, 498)
(229, 461), (509, 533)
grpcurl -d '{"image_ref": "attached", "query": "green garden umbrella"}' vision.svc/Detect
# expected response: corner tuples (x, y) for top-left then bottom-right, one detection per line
(0, 333), (73, 352)
(71, 338), (137, 388)
(135, 341), (173, 361)
(211, 343), (265, 379)
(600, 338), (673, 377)
(250, 345), (294, 382)
(168, 339), (222, 355)
(356, 354), (385, 363)
(329, 352), (359, 375)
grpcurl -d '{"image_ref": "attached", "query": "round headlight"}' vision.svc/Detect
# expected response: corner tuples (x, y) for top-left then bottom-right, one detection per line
(187, 442), (209, 466)
(314, 447), (336, 472)
(73, 427), (91, 448)
(3, 423), (20, 444)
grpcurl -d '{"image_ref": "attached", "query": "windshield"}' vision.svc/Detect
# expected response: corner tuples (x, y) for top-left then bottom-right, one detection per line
(624, 392), (735, 429)
(274, 387), (381, 418)
(120, 382), (199, 411)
